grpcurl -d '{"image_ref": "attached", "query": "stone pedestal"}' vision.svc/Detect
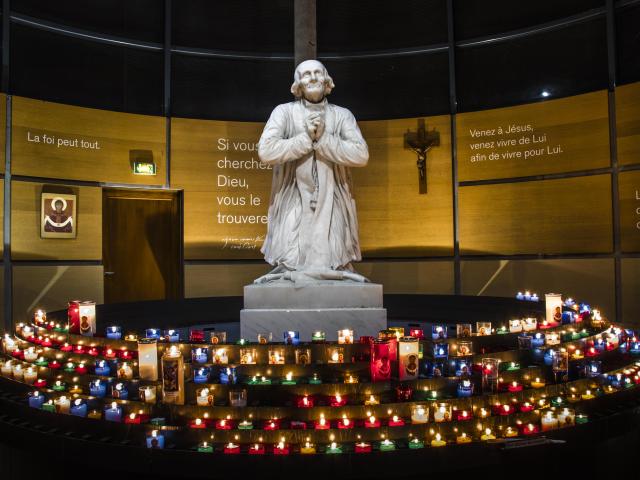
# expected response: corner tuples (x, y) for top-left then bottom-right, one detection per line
(240, 281), (387, 341)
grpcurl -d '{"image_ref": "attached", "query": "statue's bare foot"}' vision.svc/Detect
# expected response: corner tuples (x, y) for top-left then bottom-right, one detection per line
(341, 271), (369, 283)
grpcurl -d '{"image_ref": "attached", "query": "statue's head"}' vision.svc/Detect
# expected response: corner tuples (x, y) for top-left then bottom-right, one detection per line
(291, 59), (334, 102)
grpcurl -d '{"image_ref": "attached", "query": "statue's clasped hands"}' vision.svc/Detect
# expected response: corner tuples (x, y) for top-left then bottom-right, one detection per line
(305, 112), (325, 142)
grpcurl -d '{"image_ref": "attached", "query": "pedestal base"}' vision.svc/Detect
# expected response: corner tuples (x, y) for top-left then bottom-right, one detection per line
(240, 281), (387, 341)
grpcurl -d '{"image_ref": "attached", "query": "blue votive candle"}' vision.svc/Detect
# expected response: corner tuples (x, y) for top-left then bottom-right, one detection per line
(543, 348), (556, 366)
(531, 333), (545, 348)
(145, 328), (161, 340)
(194, 367), (210, 384)
(433, 343), (448, 359)
(70, 399), (88, 417)
(457, 379), (474, 397)
(284, 331), (300, 345)
(219, 366), (237, 385)
(192, 347), (208, 364)
(94, 360), (111, 376)
(29, 391), (45, 409)
(104, 402), (122, 422)
(164, 329), (180, 342)
(112, 382), (129, 400)
(106, 326), (122, 340)
(146, 430), (165, 449)
(89, 380), (107, 398)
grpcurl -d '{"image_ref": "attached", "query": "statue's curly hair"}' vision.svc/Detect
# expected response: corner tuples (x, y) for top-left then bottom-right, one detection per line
(290, 61), (335, 98)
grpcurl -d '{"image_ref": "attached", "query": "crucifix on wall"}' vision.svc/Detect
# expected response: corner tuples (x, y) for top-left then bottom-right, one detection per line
(404, 119), (440, 194)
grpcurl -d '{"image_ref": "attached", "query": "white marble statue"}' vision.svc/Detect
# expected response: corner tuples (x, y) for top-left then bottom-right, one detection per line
(255, 59), (369, 283)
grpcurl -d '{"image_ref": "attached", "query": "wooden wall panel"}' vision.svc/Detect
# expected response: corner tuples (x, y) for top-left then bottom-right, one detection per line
(619, 170), (640, 252)
(0, 179), (3, 256)
(457, 91), (610, 181)
(355, 116), (453, 257)
(459, 175), (613, 255)
(13, 265), (104, 324)
(616, 82), (640, 167)
(462, 258), (615, 319)
(622, 258), (640, 326)
(11, 181), (102, 260)
(12, 96), (166, 184)
(172, 114), (453, 260)
(171, 117), (270, 260)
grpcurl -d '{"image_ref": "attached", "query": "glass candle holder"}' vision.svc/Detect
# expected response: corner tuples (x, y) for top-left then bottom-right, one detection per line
(541, 411), (559, 431)
(523, 317), (538, 332)
(162, 346), (185, 405)
(481, 358), (501, 392)
(518, 334), (533, 350)
(229, 389), (247, 407)
(219, 366), (237, 385)
(295, 348), (311, 365)
(456, 323), (472, 338)
(311, 331), (326, 343)
(138, 338), (159, 381)
(239, 348), (257, 364)
(476, 322), (492, 336)
(196, 387), (214, 406)
(257, 333), (271, 344)
(433, 343), (449, 359)
(210, 331), (227, 345)
(106, 326), (122, 340)
(327, 346), (344, 364)
(545, 332), (560, 346)
(399, 337), (419, 380)
(370, 339), (392, 382)
(189, 329), (205, 343)
(433, 402), (452, 422)
(67, 300), (81, 334)
(456, 341), (473, 356)
(457, 379), (474, 397)
(545, 293), (563, 325)
(432, 325), (447, 340)
(337, 329), (354, 344)
(509, 319), (523, 333)
(268, 348), (286, 365)
(283, 331), (300, 345)
(212, 348), (229, 365)
(193, 367), (210, 384)
(411, 405), (429, 424)
(586, 360), (602, 378)
(140, 386), (156, 404)
(191, 347), (209, 364)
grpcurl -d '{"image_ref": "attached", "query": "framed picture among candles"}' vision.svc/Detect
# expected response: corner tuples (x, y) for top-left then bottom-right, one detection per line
(40, 191), (77, 239)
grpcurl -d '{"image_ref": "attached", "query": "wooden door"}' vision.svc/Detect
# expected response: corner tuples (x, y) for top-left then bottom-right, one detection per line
(103, 188), (183, 303)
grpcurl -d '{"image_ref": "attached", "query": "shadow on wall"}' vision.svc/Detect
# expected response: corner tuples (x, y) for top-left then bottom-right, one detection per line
(461, 258), (616, 320)
(12, 265), (104, 324)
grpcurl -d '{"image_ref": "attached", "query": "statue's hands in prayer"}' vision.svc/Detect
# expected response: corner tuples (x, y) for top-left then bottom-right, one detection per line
(305, 113), (325, 141)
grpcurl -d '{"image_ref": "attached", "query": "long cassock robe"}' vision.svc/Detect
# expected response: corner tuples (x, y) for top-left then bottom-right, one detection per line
(257, 98), (369, 273)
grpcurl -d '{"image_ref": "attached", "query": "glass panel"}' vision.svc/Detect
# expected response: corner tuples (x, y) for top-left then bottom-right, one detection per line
(616, 3), (640, 85)
(456, 19), (608, 112)
(10, 25), (164, 115)
(12, 0), (164, 42)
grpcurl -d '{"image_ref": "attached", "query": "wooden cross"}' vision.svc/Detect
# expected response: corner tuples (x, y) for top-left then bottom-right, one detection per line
(404, 119), (440, 194)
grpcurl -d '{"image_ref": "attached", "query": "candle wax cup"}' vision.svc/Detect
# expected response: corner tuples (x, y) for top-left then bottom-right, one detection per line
(379, 441), (396, 452)
(408, 440), (424, 449)
(198, 445), (214, 453)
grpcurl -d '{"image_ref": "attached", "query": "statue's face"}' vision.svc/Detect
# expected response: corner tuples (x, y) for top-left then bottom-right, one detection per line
(296, 60), (326, 102)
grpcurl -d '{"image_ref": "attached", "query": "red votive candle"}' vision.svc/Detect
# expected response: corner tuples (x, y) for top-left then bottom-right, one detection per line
(190, 418), (207, 429)
(11, 350), (24, 359)
(520, 402), (534, 413)
(75, 364), (88, 374)
(409, 328), (424, 339)
(60, 343), (72, 352)
(355, 442), (372, 453)
(48, 361), (61, 370)
(216, 419), (233, 430)
(519, 423), (540, 435)
(224, 443), (240, 454)
(41, 337), (53, 347)
(33, 379), (47, 388)
(74, 345), (85, 355)
(297, 395), (314, 408)
(249, 444), (265, 455)
(87, 347), (99, 356)
(103, 348), (117, 359)
(456, 410), (473, 421)
(263, 419), (280, 430)
(290, 420), (307, 429)
(330, 394), (347, 407)
(388, 415), (405, 427)
(273, 443), (290, 455)
(315, 416), (330, 430)
(365, 416), (381, 428)
(338, 417), (353, 429)
(508, 382), (523, 393)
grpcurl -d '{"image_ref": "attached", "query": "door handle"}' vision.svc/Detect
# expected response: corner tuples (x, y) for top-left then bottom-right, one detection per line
(104, 271), (115, 276)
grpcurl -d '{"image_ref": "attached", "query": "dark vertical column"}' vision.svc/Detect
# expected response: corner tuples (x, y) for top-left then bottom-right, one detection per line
(294, 0), (316, 66)
(606, 0), (622, 322)
(2, 0), (12, 331)
(164, 0), (172, 188)
(447, 0), (461, 295)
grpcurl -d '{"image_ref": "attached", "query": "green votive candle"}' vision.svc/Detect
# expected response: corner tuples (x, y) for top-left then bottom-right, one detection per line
(379, 440), (396, 452)
(42, 402), (56, 413)
(198, 442), (214, 453)
(408, 438), (425, 449)
(308, 374), (322, 385)
(326, 443), (343, 454)
(576, 414), (588, 424)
